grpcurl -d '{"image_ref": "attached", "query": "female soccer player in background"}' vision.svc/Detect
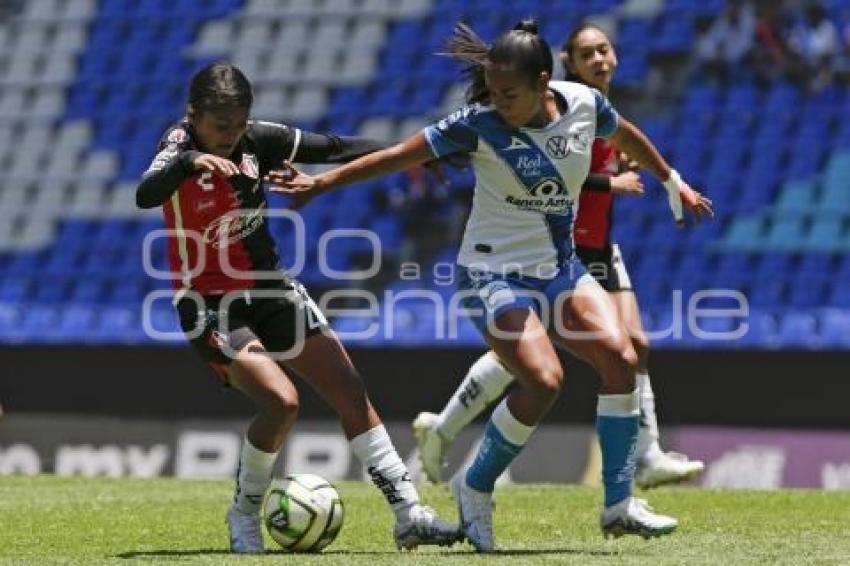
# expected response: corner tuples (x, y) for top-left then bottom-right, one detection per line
(273, 21), (709, 551)
(135, 63), (460, 554)
(412, 23), (708, 490)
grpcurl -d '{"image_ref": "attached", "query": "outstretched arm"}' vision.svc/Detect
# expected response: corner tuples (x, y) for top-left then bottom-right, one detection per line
(610, 116), (713, 223)
(270, 132), (436, 204)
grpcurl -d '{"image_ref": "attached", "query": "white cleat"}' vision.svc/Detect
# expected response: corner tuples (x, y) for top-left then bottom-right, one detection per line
(393, 504), (462, 550)
(226, 504), (264, 554)
(450, 473), (495, 553)
(601, 497), (678, 539)
(413, 412), (449, 483)
(636, 451), (705, 489)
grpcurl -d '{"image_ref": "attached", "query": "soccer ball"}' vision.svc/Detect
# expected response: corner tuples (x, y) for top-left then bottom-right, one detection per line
(262, 473), (344, 552)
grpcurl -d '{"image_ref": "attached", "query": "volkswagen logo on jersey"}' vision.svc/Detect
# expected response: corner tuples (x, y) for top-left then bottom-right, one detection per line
(545, 135), (570, 159)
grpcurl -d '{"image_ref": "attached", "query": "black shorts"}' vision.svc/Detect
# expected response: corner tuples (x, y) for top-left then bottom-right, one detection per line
(175, 277), (328, 384)
(575, 243), (633, 293)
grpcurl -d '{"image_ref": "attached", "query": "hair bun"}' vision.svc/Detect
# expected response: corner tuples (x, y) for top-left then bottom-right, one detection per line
(513, 18), (539, 35)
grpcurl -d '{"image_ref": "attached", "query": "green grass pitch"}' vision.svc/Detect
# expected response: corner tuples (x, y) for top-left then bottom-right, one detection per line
(2, 476), (850, 565)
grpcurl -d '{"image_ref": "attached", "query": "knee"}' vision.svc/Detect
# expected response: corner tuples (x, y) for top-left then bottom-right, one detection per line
(263, 388), (300, 421)
(525, 364), (564, 401)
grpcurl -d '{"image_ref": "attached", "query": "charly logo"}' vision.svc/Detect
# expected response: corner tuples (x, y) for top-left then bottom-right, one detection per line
(504, 136), (531, 151)
(545, 135), (570, 159)
(201, 203), (267, 248)
(528, 178), (566, 197)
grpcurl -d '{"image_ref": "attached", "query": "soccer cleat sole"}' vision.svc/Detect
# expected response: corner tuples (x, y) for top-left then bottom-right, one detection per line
(602, 521), (678, 540)
(395, 531), (462, 551)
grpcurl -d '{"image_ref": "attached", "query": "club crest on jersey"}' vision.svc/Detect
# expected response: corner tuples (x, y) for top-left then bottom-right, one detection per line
(239, 153), (259, 179)
(568, 130), (592, 154)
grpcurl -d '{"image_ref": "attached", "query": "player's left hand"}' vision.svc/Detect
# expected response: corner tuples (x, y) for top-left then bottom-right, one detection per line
(619, 151), (641, 172)
(681, 184), (714, 222)
(264, 161), (322, 209)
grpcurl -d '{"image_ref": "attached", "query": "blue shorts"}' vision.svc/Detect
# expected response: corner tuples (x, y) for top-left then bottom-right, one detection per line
(456, 259), (590, 336)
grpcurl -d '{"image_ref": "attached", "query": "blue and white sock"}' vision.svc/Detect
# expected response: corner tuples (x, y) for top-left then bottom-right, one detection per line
(596, 390), (640, 508)
(465, 400), (535, 493)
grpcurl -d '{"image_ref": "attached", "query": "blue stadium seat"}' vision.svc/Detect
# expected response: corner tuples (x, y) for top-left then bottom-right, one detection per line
(764, 216), (807, 250)
(819, 309), (850, 347)
(805, 217), (844, 251)
(778, 312), (819, 348)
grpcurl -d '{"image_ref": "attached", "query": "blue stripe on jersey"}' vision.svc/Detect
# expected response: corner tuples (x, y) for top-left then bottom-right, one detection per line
(423, 106), (480, 157)
(591, 88), (620, 138)
(545, 211), (575, 267)
(473, 112), (569, 199)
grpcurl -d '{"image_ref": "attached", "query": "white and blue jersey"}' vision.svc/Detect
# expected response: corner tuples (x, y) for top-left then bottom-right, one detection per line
(423, 81), (619, 278)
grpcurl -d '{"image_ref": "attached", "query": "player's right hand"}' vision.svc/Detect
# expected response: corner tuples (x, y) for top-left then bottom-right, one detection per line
(610, 171), (644, 196)
(265, 161), (322, 209)
(192, 154), (240, 177)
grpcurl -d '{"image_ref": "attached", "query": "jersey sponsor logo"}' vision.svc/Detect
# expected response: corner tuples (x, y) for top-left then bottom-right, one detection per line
(528, 178), (566, 198)
(194, 198), (217, 213)
(545, 135), (570, 159)
(504, 194), (573, 212)
(515, 154), (544, 178)
(201, 203), (267, 248)
(503, 136), (532, 151)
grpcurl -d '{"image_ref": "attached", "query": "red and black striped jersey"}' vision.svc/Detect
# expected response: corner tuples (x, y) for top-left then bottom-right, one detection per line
(137, 120), (384, 298)
(573, 137), (619, 250)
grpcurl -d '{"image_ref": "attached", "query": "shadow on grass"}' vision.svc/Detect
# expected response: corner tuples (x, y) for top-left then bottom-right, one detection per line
(117, 545), (635, 559)
(117, 549), (412, 558)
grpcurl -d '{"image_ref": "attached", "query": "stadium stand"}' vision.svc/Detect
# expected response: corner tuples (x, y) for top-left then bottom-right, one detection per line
(0, 0), (847, 348)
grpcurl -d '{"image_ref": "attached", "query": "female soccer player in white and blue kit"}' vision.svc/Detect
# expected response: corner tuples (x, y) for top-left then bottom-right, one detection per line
(274, 21), (699, 552)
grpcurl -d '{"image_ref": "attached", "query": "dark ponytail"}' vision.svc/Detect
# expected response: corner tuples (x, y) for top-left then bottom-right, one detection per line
(187, 62), (253, 118)
(441, 19), (553, 104)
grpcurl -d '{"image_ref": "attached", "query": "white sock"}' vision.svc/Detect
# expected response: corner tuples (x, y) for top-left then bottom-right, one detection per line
(234, 436), (278, 514)
(436, 352), (515, 441)
(350, 424), (419, 522)
(491, 399), (536, 445)
(635, 371), (663, 463)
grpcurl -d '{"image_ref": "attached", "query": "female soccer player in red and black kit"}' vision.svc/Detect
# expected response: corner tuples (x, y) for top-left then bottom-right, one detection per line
(412, 24), (710, 489)
(136, 63), (459, 554)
